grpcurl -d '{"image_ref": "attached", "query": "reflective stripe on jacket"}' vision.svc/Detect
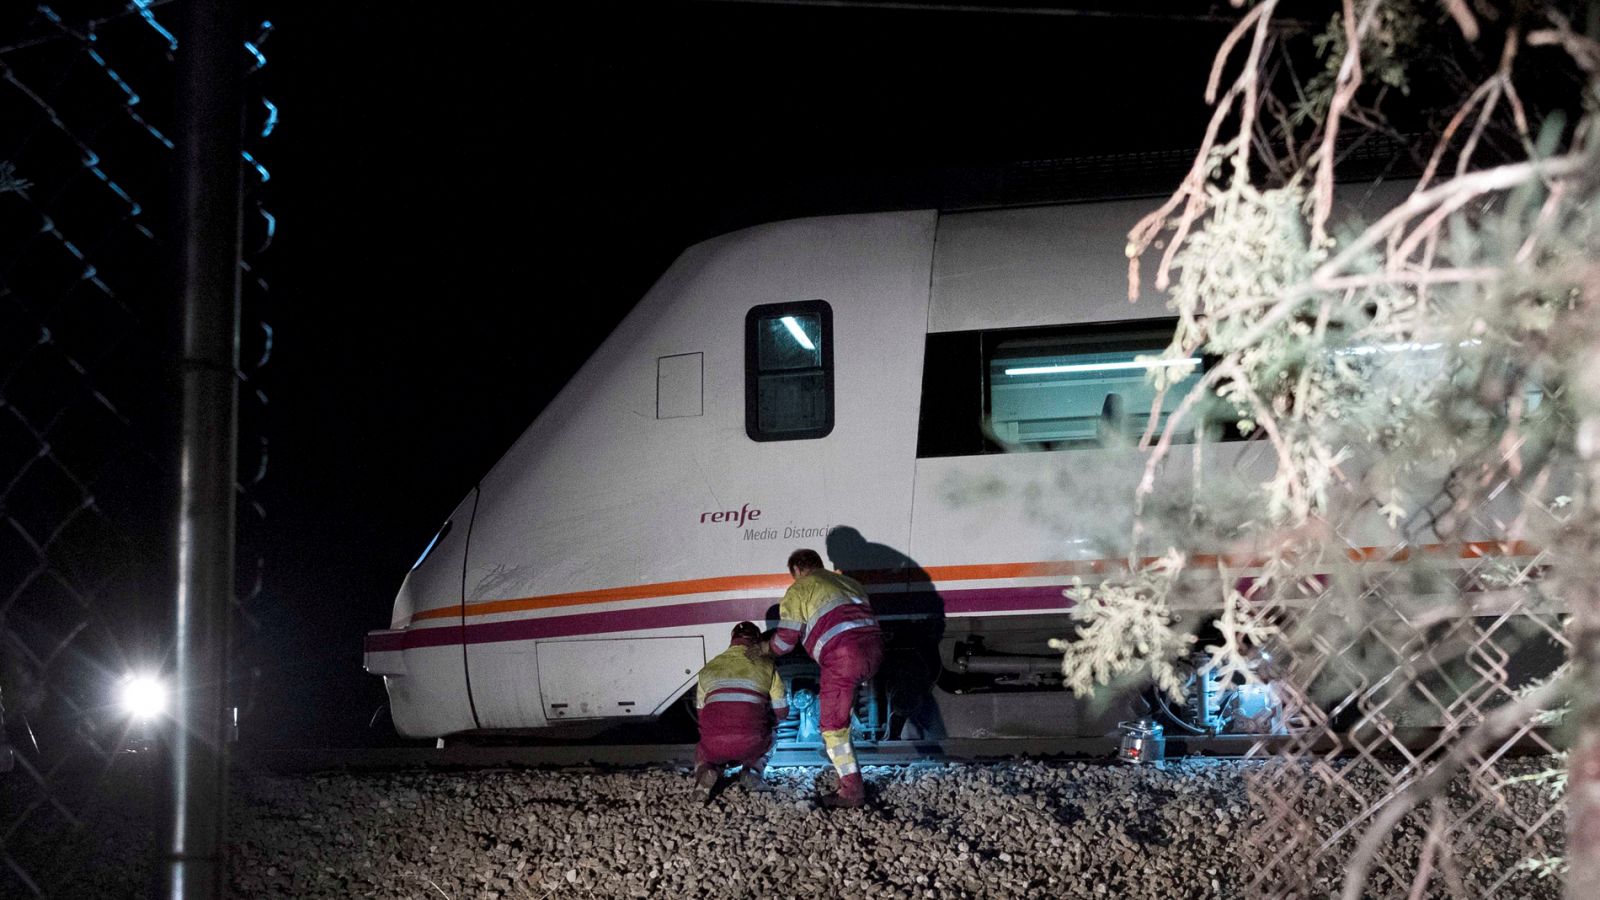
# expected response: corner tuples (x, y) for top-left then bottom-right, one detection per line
(771, 570), (880, 664)
(695, 640), (787, 718)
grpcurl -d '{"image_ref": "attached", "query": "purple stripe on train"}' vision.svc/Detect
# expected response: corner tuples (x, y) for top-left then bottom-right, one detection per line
(365, 585), (1076, 654)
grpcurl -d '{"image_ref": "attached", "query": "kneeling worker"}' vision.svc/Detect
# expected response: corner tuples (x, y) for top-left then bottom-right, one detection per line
(753, 548), (882, 808)
(693, 621), (788, 796)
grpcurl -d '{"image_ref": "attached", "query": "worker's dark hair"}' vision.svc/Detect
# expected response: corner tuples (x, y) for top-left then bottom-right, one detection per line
(787, 548), (824, 574)
(731, 621), (761, 642)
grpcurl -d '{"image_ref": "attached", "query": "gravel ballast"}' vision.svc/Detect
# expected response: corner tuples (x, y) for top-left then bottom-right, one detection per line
(0, 754), (1566, 897)
(218, 756), (1563, 899)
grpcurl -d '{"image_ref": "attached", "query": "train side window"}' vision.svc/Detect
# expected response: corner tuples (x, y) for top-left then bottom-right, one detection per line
(916, 320), (1237, 458)
(917, 331), (992, 458)
(987, 325), (1209, 449)
(745, 300), (834, 441)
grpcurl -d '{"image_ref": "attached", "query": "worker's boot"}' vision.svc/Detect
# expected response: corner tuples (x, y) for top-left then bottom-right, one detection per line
(692, 764), (718, 800)
(819, 727), (865, 808)
(737, 765), (774, 792)
(818, 773), (866, 809)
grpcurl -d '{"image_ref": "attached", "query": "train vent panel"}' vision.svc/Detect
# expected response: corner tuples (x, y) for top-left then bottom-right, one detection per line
(536, 636), (706, 719)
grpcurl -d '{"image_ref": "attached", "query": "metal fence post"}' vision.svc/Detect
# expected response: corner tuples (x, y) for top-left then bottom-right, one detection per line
(170, 2), (246, 897)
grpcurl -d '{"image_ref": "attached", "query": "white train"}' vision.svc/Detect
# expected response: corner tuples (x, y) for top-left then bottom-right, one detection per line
(363, 185), (1527, 742)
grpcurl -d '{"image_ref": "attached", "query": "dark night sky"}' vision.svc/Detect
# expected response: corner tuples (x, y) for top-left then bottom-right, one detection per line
(249, 1), (1229, 746)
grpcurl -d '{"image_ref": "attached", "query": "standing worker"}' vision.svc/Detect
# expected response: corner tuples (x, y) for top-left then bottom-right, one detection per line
(753, 548), (882, 808)
(693, 621), (788, 797)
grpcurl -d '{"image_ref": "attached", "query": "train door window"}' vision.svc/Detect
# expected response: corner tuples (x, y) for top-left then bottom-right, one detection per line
(987, 325), (1207, 448)
(745, 300), (834, 441)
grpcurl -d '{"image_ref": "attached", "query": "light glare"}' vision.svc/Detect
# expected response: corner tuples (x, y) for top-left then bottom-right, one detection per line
(1005, 357), (1201, 377)
(780, 316), (816, 351)
(120, 673), (167, 720)
(1335, 338), (1482, 357)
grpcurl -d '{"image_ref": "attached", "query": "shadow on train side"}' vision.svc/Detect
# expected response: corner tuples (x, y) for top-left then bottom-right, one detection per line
(829, 527), (949, 741)
(763, 526), (949, 741)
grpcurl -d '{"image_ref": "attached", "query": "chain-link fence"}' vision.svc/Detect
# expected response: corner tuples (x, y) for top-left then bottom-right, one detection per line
(1232, 472), (1572, 897)
(1087, 3), (1592, 893)
(0, 2), (273, 895)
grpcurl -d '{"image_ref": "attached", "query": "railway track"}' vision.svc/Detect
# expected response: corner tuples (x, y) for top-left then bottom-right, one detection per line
(242, 728), (1556, 774)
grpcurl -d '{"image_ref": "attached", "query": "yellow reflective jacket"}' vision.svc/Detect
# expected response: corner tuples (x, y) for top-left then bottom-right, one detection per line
(695, 640), (787, 718)
(772, 570), (879, 663)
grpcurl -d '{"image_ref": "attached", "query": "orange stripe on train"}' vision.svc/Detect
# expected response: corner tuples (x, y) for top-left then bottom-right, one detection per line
(410, 573), (794, 623)
(407, 540), (1538, 625)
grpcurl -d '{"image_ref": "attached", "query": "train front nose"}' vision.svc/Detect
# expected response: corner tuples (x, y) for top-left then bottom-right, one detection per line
(363, 628), (407, 678)
(364, 509), (482, 738)
(364, 570), (419, 678)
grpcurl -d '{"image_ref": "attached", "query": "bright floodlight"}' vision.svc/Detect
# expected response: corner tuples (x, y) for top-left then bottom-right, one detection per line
(780, 316), (816, 351)
(119, 673), (168, 720)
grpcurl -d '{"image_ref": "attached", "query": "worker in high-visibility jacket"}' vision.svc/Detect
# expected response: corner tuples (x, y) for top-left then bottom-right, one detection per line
(693, 621), (789, 797)
(752, 547), (882, 808)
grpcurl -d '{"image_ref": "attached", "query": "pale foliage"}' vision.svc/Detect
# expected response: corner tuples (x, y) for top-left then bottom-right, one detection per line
(1293, 0), (1424, 126)
(1062, 0), (1599, 700)
(1050, 551), (1194, 700)
(1198, 577), (1280, 689)
(1518, 854), (1570, 879)
(1054, 1), (1597, 891)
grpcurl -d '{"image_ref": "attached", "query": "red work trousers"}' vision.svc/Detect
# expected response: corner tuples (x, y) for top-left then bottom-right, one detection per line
(818, 631), (884, 732)
(696, 704), (773, 769)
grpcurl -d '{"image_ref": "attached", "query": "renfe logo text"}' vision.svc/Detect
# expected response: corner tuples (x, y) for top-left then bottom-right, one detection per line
(701, 504), (761, 527)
